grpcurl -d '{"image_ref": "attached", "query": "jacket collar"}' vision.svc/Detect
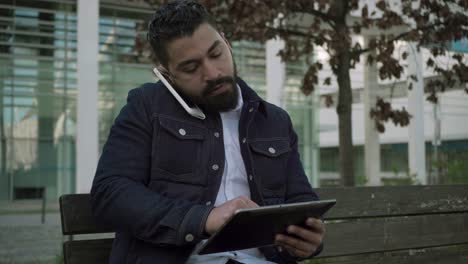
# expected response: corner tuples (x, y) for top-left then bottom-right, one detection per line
(236, 77), (268, 117)
(236, 77), (262, 103)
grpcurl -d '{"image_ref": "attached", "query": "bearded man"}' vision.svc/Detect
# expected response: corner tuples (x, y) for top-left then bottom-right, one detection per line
(91, 1), (325, 263)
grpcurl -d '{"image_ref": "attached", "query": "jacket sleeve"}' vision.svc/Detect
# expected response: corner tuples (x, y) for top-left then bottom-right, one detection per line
(90, 87), (213, 247)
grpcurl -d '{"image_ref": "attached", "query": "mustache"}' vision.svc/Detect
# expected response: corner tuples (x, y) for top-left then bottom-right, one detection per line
(203, 76), (236, 96)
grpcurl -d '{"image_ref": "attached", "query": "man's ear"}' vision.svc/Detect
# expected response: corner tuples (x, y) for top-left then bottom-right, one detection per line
(156, 65), (175, 83)
(156, 64), (170, 76)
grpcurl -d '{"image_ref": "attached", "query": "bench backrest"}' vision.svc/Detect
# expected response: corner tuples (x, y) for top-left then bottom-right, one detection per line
(59, 194), (114, 264)
(314, 185), (468, 263)
(59, 185), (468, 264)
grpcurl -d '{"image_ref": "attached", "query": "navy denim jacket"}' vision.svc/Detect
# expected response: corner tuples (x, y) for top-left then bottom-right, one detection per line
(91, 78), (320, 263)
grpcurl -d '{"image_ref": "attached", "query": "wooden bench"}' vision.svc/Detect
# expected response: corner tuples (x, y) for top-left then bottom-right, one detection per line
(59, 185), (468, 264)
(59, 194), (113, 264)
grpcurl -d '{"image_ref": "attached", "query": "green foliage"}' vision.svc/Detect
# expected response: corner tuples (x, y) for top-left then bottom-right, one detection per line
(382, 176), (415, 186)
(443, 152), (468, 184)
(355, 174), (368, 186)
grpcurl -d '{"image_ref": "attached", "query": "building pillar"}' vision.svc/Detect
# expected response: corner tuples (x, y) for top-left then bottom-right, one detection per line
(363, 37), (381, 186)
(430, 102), (441, 184)
(76, 0), (99, 193)
(0, 56), (7, 200)
(266, 37), (285, 107)
(311, 91), (320, 187)
(407, 42), (427, 185)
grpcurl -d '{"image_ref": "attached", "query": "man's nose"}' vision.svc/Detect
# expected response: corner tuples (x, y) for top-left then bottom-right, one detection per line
(202, 61), (221, 81)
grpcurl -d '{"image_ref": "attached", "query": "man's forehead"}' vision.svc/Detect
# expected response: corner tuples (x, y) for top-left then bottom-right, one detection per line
(166, 23), (223, 66)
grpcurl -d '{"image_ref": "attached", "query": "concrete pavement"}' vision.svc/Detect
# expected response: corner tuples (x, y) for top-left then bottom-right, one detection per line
(0, 201), (63, 263)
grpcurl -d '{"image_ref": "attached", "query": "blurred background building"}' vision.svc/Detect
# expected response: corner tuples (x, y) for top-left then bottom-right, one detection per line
(0, 0), (319, 202)
(0, 0), (467, 203)
(0, 0), (467, 263)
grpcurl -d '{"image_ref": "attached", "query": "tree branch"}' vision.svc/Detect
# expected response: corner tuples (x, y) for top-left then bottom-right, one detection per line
(301, 9), (335, 25)
(273, 27), (333, 44)
(353, 20), (450, 56)
(287, 1), (336, 24)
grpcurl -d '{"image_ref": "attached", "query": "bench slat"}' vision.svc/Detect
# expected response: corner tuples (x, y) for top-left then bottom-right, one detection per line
(307, 244), (468, 264)
(59, 185), (468, 235)
(317, 185), (468, 219)
(60, 194), (114, 235)
(63, 238), (113, 264)
(320, 212), (468, 257)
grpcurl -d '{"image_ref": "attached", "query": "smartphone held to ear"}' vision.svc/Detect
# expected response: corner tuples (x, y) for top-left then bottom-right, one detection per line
(152, 68), (206, 120)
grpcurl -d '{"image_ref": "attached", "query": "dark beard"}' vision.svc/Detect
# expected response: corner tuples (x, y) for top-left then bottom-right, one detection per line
(198, 76), (239, 112)
(174, 75), (239, 113)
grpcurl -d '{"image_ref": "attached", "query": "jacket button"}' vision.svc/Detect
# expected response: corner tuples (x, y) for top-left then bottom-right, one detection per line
(178, 128), (186, 136)
(214, 132), (220, 138)
(242, 138), (246, 144)
(185, 234), (194, 242)
(249, 107), (254, 112)
(206, 201), (212, 205)
(249, 175), (253, 181)
(268, 147), (276, 154)
(212, 164), (219, 171)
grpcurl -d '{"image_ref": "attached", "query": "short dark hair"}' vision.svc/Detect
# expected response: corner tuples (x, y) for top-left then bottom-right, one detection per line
(147, 0), (218, 67)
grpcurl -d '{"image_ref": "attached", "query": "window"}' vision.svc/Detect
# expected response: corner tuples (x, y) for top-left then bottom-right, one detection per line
(0, 0), (77, 200)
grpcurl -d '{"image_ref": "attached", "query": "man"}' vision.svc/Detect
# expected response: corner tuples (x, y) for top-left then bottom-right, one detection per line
(91, 1), (325, 263)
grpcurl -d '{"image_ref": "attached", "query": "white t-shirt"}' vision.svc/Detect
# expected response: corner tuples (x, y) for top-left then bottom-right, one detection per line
(186, 85), (275, 264)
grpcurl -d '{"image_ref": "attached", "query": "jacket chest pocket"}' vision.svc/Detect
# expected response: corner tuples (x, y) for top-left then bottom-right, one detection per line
(153, 116), (207, 184)
(249, 138), (291, 191)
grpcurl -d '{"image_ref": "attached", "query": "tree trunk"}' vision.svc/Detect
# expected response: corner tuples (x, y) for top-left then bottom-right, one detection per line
(333, 1), (354, 186)
(336, 52), (354, 186)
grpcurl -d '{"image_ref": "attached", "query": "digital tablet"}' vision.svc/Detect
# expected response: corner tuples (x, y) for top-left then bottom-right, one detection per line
(196, 199), (336, 255)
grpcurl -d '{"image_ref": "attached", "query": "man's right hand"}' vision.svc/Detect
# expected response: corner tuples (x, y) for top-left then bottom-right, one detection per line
(205, 196), (258, 235)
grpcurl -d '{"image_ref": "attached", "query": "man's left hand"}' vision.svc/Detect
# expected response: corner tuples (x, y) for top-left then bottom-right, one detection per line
(274, 217), (325, 258)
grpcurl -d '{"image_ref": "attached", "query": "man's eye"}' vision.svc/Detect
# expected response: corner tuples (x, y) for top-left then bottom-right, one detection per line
(210, 51), (222, 58)
(183, 66), (197, 73)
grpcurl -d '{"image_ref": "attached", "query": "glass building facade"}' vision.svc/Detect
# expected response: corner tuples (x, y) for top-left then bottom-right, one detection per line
(0, 0), (318, 201)
(1, 0), (77, 200)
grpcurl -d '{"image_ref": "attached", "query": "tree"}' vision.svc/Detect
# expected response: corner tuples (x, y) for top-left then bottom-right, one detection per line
(140, 0), (468, 186)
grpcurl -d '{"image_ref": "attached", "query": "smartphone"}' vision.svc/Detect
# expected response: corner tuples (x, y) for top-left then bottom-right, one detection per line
(152, 67), (206, 120)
